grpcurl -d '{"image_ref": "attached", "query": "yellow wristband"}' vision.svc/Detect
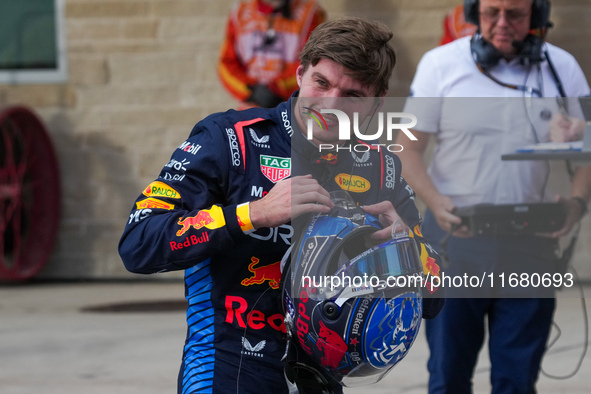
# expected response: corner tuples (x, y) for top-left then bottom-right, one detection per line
(237, 202), (255, 234)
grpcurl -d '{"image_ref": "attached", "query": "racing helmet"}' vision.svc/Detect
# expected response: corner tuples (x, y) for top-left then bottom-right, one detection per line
(283, 191), (424, 388)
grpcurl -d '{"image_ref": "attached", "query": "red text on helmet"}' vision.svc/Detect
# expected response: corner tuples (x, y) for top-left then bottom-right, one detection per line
(296, 290), (312, 353)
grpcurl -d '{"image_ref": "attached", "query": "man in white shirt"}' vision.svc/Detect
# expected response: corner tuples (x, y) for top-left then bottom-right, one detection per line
(396, 0), (591, 392)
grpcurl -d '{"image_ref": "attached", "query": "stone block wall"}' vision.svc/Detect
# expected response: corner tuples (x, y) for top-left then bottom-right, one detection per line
(0, 0), (589, 280)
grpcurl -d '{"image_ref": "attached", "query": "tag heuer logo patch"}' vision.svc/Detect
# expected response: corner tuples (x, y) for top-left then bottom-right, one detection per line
(260, 155), (291, 183)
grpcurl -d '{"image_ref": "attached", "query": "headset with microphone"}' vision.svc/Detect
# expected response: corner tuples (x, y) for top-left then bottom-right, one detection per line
(464, 0), (566, 97)
(464, 0), (551, 68)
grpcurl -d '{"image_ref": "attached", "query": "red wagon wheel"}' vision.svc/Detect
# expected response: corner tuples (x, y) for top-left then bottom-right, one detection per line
(0, 106), (60, 280)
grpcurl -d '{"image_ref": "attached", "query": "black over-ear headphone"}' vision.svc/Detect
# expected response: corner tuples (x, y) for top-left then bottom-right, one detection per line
(464, 0), (550, 29)
(464, 0), (551, 68)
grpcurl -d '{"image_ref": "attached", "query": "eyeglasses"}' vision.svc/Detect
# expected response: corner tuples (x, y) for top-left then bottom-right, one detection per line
(480, 8), (531, 24)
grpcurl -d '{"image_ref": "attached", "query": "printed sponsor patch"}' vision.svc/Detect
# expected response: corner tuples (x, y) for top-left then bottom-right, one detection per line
(226, 128), (242, 167)
(413, 224), (423, 237)
(143, 181), (181, 199)
(242, 337), (267, 358)
(241, 257), (281, 289)
(236, 203), (254, 233)
(424, 256), (440, 277)
(170, 232), (210, 250)
(176, 206), (225, 236)
(136, 198), (174, 210)
(249, 128), (270, 149)
(334, 173), (370, 193)
(129, 209), (152, 224)
(317, 321), (348, 369)
(260, 155), (291, 183)
(316, 153), (337, 165)
(351, 151), (370, 165)
(178, 141), (202, 155)
(385, 154), (396, 189)
(419, 242), (441, 294)
(281, 110), (293, 136)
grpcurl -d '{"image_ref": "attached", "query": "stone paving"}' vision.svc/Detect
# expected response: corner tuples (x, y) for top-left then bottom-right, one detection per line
(1, 281), (590, 393)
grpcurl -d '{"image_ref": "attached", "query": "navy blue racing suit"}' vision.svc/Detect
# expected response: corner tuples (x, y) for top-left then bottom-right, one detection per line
(119, 102), (295, 393)
(119, 94), (442, 394)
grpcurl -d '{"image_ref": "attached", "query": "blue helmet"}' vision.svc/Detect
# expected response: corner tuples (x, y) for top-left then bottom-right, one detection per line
(283, 191), (424, 388)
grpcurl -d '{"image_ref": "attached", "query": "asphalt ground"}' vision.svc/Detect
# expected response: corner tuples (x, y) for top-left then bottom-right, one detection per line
(1, 281), (590, 394)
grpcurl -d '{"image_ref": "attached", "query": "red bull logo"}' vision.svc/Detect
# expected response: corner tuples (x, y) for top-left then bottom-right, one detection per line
(177, 212), (214, 236)
(170, 233), (210, 250)
(317, 321), (348, 369)
(296, 291), (312, 353)
(176, 206), (225, 236)
(413, 224), (423, 237)
(419, 241), (441, 294)
(241, 257), (281, 289)
(316, 153), (338, 165)
(425, 256), (440, 277)
(424, 256), (441, 295)
(237, 216), (246, 227)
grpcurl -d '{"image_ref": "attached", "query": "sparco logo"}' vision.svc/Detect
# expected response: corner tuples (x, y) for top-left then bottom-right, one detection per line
(385, 154), (396, 189)
(226, 128), (241, 167)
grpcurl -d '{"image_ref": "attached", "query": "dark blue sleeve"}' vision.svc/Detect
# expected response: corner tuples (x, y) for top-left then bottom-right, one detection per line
(118, 120), (248, 274)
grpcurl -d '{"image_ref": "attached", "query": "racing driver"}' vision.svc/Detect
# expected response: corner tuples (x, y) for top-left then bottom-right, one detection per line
(119, 17), (442, 394)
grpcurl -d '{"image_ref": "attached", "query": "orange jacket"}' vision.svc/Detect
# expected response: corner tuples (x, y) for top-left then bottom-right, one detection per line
(439, 5), (477, 46)
(218, 0), (326, 103)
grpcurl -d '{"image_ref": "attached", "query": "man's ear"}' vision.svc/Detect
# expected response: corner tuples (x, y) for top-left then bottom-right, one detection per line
(296, 65), (304, 87)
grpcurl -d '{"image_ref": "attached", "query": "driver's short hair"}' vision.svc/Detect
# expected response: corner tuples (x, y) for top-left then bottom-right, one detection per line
(299, 17), (396, 97)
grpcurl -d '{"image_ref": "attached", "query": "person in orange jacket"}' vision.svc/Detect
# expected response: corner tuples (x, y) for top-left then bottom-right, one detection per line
(218, 0), (326, 108)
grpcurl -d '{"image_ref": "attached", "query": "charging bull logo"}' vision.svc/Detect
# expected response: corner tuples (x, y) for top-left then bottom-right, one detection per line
(176, 207), (225, 236)
(316, 153), (338, 165)
(237, 216), (246, 227)
(241, 257), (281, 289)
(317, 321), (348, 369)
(417, 240), (441, 294)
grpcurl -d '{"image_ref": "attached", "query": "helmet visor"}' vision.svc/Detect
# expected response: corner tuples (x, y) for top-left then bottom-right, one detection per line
(345, 236), (422, 277)
(312, 237), (424, 300)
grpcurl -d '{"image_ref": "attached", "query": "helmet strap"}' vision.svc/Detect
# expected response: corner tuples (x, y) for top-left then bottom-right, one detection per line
(283, 344), (339, 394)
